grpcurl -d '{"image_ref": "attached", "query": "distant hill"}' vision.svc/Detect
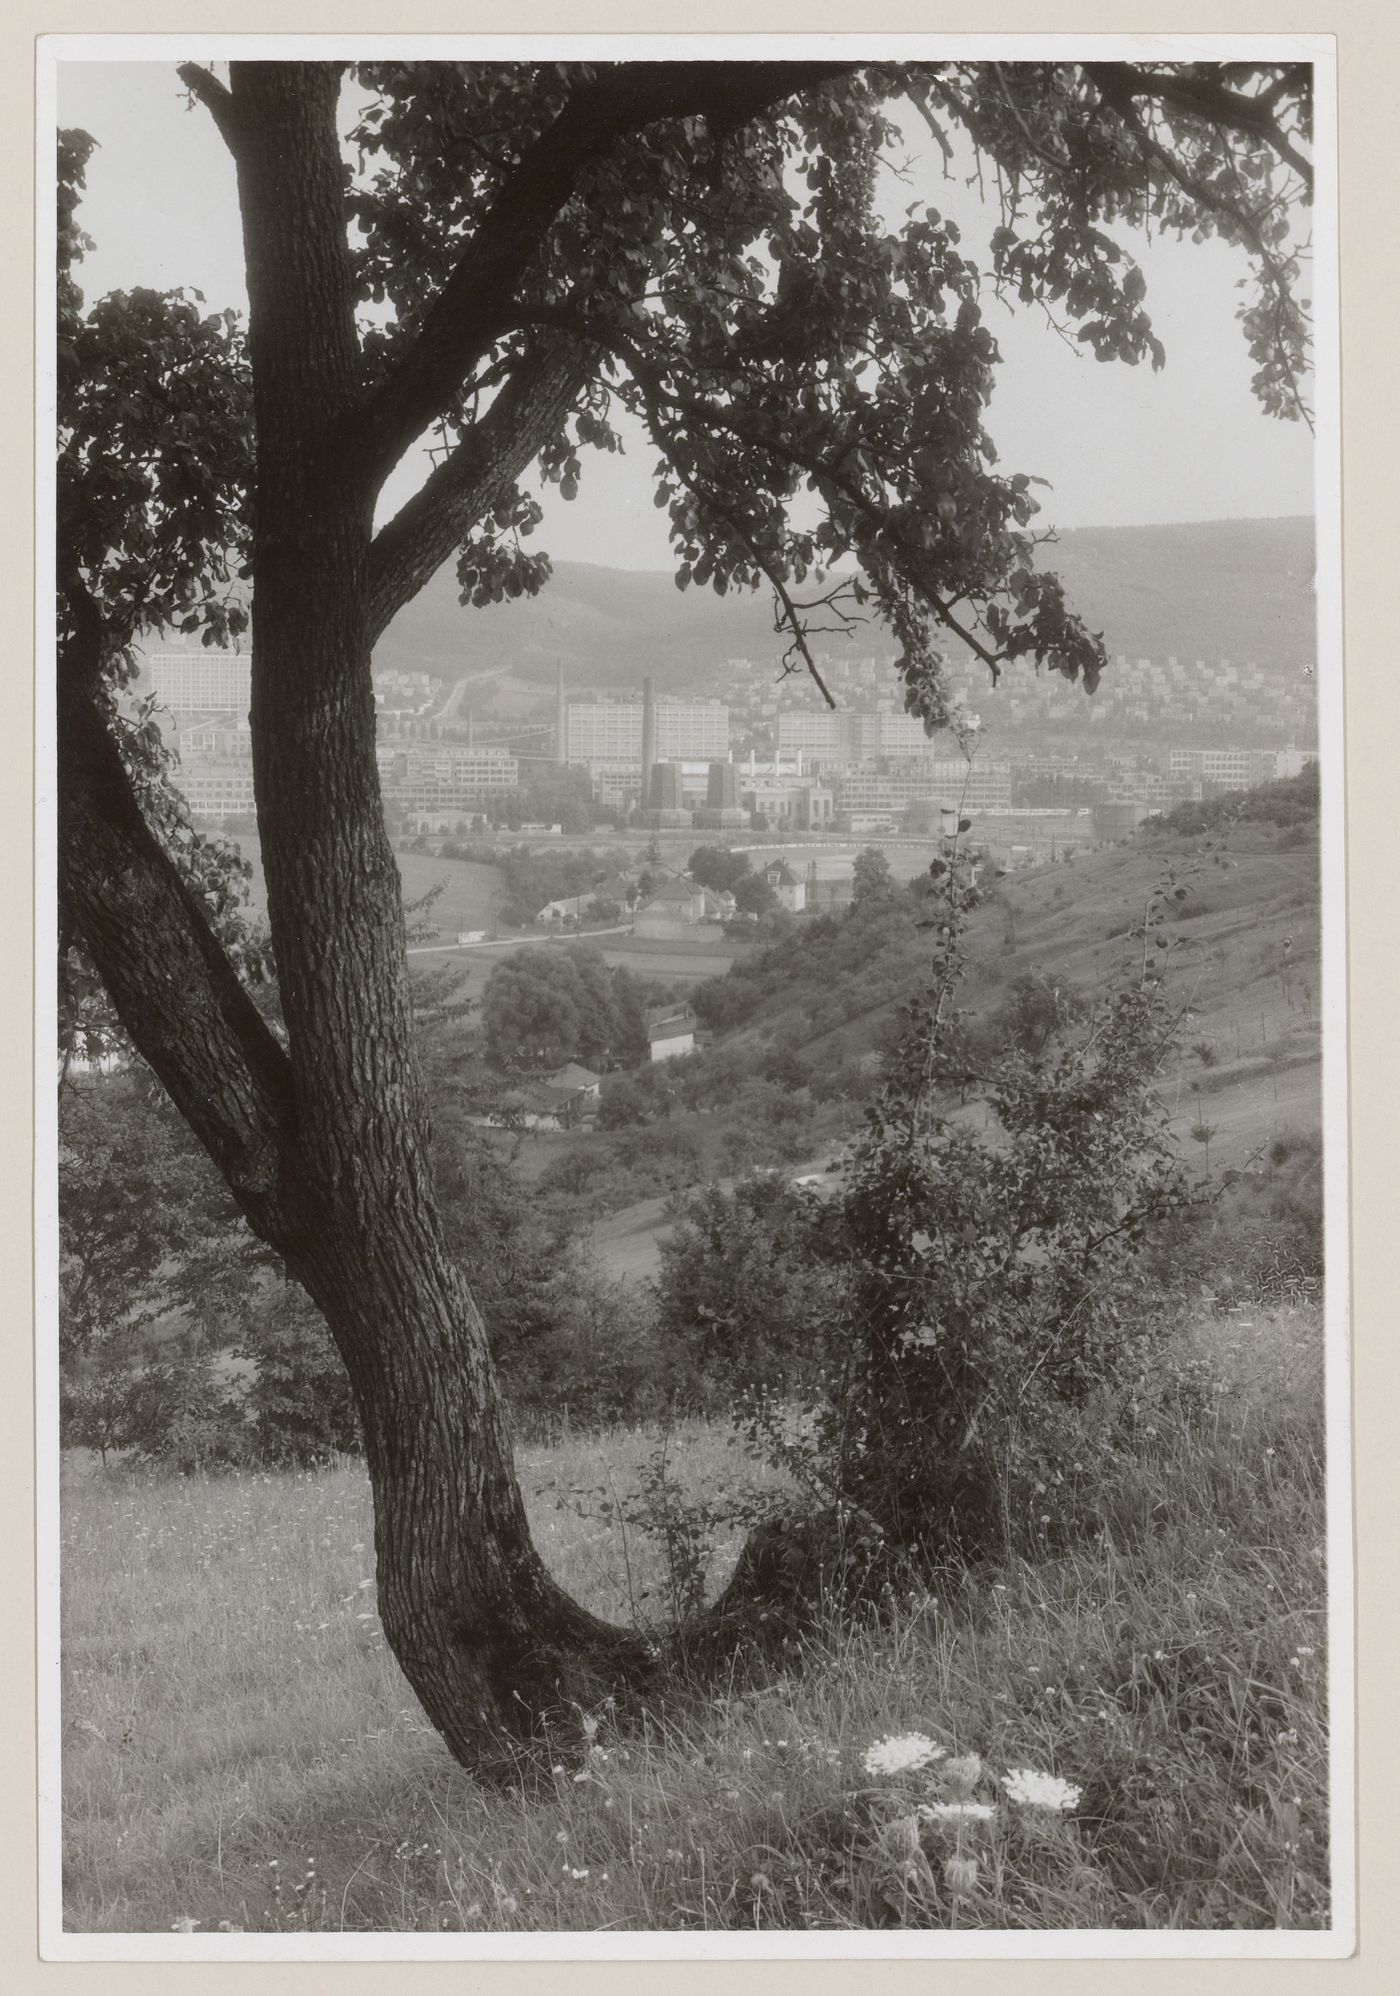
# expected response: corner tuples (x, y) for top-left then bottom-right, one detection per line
(371, 516), (1316, 693)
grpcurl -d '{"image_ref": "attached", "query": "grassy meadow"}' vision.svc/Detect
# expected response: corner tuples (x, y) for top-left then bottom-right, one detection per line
(60, 1304), (1331, 1936)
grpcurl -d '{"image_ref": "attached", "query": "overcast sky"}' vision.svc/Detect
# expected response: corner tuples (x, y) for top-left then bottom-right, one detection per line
(57, 59), (1315, 570)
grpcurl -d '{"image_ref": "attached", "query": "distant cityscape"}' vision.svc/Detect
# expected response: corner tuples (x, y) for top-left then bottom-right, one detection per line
(137, 638), (1317, 861)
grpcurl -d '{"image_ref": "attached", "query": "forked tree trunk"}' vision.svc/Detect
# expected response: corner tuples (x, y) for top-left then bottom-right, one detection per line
(59, 61), (866, 1771)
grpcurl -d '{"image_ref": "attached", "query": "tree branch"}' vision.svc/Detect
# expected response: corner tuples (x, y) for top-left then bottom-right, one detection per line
(58, 583), (298, 1220)
(346, 61), (856, 494)
(649, 387), (1017, 674)
(176, 63), (246, 156)
(367, 338), (593, 647)
(1093, 62), (1312, 191)
(1085, 64), (1313, 428)
(510, 303), (1021, 680)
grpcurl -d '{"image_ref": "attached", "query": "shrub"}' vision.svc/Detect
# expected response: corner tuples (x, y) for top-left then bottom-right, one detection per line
(60, 1320), (253, 1473)
(655, 1176), (845, 1394)
(236, 1282), (362, 1466)
(807, 988), (1192, 1558)
(730, 838), (1198, 1565)
(498, 1264), (698, 1435)
(596, 1076), (651, 1129)
(762, 1044), (814, 1091)
(1142, 1128), (1323, 1308)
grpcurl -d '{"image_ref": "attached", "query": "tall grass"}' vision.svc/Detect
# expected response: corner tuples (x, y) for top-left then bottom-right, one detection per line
(60, 1305), (1330, 1933)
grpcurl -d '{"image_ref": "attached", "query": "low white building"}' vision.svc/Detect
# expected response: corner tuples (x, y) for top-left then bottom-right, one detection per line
(761, 859), (806, 912)
(646, 1006), (697, 1062)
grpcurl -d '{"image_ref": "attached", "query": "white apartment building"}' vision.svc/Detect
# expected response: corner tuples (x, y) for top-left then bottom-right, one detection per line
(775, 708), (933, 763)
(1167, 747), (1280, 788)
(179, 722), (251, 759)
(566, 699), (730, 763)
(872, 713), (937, 756)
(142, 648), (252, 715)
(775, 709), (842, 757)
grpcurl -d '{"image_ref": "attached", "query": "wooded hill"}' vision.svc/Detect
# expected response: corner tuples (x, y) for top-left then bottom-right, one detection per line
(373, 515), (1316, 690)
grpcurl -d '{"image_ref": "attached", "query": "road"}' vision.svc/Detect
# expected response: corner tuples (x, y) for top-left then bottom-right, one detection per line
(434, 663), (514, 723)
(406, 925), (636, 958)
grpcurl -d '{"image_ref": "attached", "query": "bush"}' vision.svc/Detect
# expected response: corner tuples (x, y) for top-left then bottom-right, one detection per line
(655, 1176), (844, 1394)
(60, 1322), (251, 1472)
(803, 988), (1192, 1558)
(762, 1043), (813, 1091)
(596, 1076), (651, 1129)
(720, 843), (1202, 1566)
(1142, 1128), (1323, 1308)
(236, 1282), (362, 1466)
(495, 1262), (700, 1435)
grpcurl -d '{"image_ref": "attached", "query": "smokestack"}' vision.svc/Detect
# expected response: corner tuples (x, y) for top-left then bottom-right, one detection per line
(555, 661), (567, 766)
(641, 674), (656, 803)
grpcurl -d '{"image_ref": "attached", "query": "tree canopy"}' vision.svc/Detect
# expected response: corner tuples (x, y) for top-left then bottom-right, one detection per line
(481, 943), (645, 1071)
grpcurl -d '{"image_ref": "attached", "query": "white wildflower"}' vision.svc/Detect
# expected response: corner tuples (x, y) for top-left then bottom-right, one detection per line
(1002, 1767), (1082, 1812)
(862, 1732), (944, 1778)
(919, 1800), (996, 1825)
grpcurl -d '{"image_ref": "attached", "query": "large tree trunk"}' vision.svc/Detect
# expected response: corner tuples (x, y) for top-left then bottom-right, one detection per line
(60, 59), (872, 1773)
(218, 63), (662, 1761)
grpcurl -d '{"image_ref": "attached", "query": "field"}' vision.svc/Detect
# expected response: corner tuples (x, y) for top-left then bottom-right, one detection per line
(60, 1306), (1331, 1935)
(231, 834), (505, 938)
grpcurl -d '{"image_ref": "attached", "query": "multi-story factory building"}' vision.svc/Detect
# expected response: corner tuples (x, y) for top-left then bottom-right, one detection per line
(378, 744), (520, 813)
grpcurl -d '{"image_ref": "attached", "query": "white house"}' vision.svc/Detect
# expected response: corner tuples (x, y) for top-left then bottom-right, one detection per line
(761, 858), (807, 912)
(645, 1005), (697, 1063)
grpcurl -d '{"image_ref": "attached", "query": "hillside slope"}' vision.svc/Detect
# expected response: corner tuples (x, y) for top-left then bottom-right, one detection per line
(372, 516), (1315, 690)
(712, 815), (1321, 1166)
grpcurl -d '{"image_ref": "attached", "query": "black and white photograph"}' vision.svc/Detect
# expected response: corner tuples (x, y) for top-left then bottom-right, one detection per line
(40, 34), (1349, 1958)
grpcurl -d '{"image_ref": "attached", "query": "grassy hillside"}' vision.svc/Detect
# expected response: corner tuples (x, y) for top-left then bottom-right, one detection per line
(371, 517), (1315, 691)
(705, 820), (1321, 1176)
(60, 1305), (1328, 1934)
